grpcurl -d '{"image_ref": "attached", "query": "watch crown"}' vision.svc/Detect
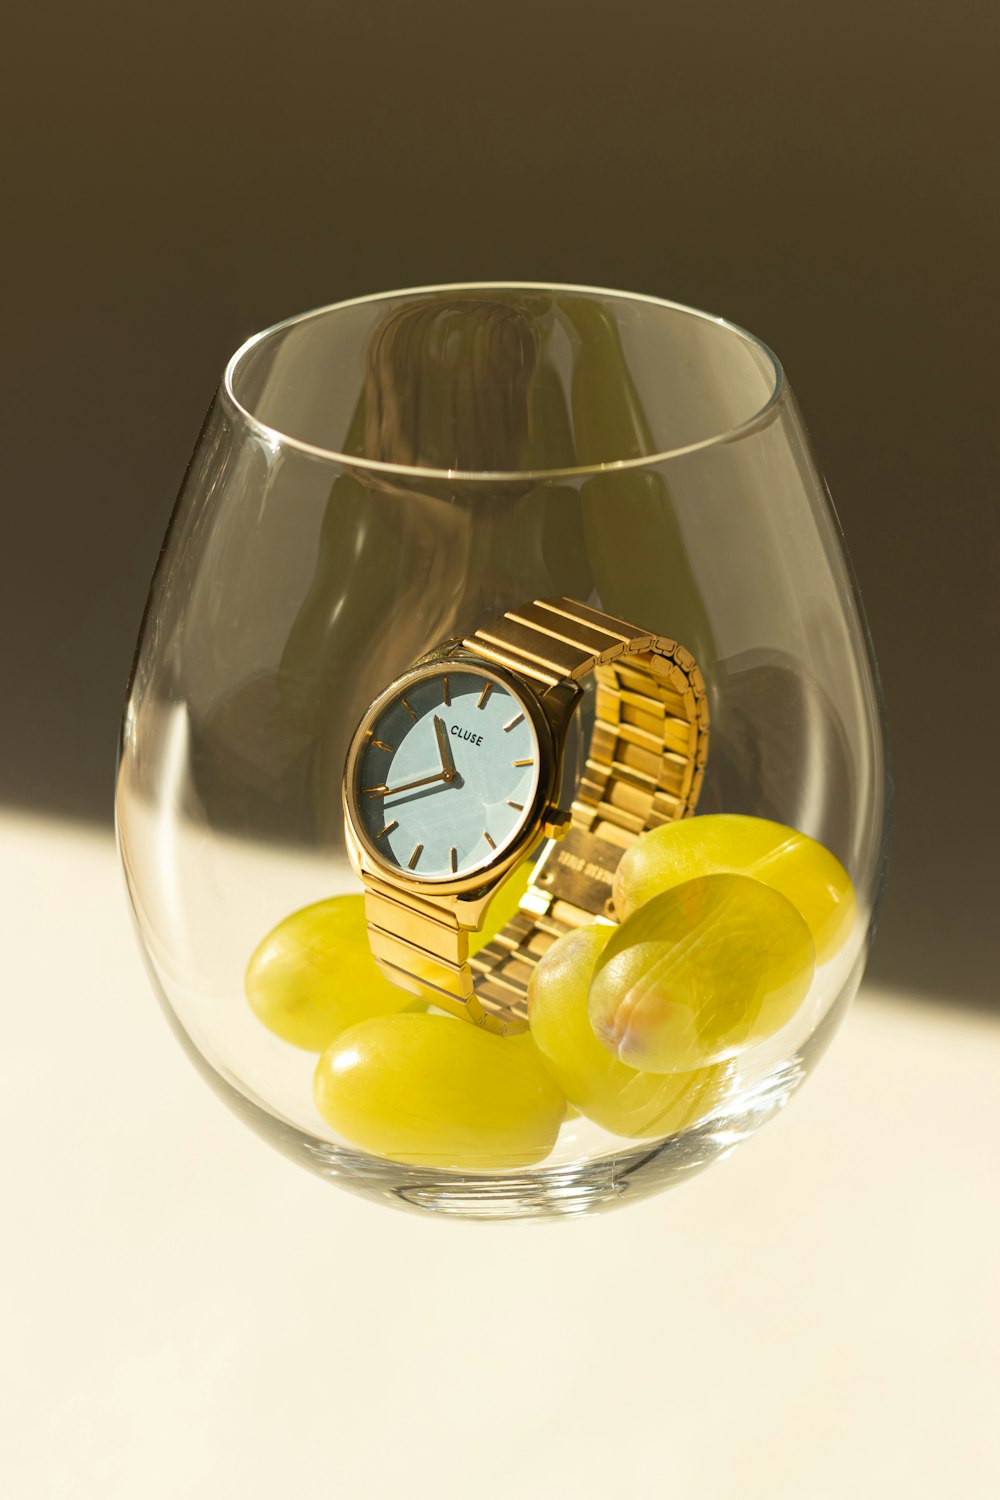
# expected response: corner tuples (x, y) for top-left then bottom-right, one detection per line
(541, 807), (572, 840)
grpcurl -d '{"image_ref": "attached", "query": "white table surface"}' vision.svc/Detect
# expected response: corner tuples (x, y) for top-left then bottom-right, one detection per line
(2, 811), (998, 1499)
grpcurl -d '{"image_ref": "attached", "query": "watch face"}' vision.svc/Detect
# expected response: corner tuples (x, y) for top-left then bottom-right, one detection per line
(349, 665), (542, 881)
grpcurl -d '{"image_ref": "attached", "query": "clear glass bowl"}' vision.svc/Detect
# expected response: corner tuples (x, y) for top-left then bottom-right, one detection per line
(115, 283), (889, 1219)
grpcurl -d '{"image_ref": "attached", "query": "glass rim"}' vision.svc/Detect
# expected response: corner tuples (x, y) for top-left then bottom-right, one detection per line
(222, 280), (786, 481)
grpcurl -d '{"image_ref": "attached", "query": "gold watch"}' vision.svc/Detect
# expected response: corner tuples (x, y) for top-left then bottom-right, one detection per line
(342, 596), (709, 1035)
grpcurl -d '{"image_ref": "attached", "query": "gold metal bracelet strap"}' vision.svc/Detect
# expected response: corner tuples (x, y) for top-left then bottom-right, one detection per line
(364, 597), (709, 1034)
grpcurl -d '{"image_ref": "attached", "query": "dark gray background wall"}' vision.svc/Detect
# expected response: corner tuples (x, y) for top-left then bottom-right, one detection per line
(3, 0), (998, 1006)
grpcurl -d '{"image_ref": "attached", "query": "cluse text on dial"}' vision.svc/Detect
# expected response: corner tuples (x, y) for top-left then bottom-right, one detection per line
(450, 724), (484, 747)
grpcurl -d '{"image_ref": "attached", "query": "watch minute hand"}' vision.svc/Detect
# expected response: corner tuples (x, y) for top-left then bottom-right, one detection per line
(364, 769), (448, 798)
(433, 715), (457, 780)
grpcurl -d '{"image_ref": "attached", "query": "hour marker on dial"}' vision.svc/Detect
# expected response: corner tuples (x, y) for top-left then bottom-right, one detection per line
(375, 820), (398, 840)
(502, 712), (524, 732)
(507, 800), (523, 811)
(363, 785), (388, 797)
(512, 758), (534, 767)
(477, 681), (493, 709)
(407, 844), (424, 870)
(483, 831), (497, 850)
(442, 676), (450, 706)
(371, 738), (393, 752)
(400, 698), (416, 721)
(450, 847), (458, 873)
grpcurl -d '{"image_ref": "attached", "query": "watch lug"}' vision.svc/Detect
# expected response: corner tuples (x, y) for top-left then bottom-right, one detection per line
(448, 886), (497, 928)
(538, 678), (583, 737)
(411, 637), (464, 668)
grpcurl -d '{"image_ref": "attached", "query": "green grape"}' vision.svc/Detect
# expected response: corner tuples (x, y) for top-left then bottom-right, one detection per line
(245, 895), (413, 1052)
(313, 1013), (567, 1169)
(528, 925), (732, 1137)
(612, 814), (855, 963)
(591, 873), (815, 1073)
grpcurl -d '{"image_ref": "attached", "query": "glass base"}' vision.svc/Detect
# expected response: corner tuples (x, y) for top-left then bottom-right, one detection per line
(172, 970), (856, 1222)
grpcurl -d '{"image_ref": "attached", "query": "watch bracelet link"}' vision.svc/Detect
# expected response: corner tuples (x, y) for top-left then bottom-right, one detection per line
(363, 596), (710, 1035)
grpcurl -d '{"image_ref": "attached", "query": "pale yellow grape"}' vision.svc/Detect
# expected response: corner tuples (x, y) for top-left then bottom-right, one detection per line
(612, 814), (855, 962)
(313, 1012), (566, 1169)
(245, 895), (413, 1051)
(246, 862), (529, 1053)
(590, 874), (815, 1073)
(528, 925), (733, 1136)
(507, 1028), (580, 1119)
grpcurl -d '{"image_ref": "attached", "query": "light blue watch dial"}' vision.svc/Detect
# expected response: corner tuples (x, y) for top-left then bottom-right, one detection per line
(354, 667), (540, 880)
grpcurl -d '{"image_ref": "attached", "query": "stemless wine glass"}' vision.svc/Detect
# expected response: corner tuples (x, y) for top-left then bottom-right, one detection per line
(116, 283), (889, 1220)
